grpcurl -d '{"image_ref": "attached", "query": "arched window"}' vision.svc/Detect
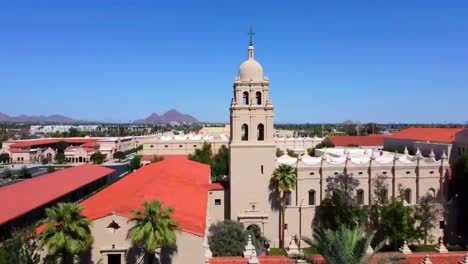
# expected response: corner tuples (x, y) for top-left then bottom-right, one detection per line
(257, 124), (264, 141)
(308, 190), (316, 206)
(428, 188), (436, 198)
(285, 191), (291, 206)
(255, 91), (262, 105)
(357, 189), (364, 205)
(243, 91), (249, 105)
(241, 124), (249, 141)
(404, 189), (412, 204)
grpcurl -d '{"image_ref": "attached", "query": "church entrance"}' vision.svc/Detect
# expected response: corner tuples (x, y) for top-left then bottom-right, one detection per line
(107, 254), (122, 264)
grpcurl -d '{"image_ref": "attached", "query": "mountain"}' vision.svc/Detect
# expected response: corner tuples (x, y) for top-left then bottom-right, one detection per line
(134, 110), (199, 124)
(0, 113), (80, 123)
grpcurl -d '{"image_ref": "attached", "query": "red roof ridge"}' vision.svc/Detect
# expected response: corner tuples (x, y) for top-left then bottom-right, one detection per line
(80, 157), (210, 237)
(386, 127), (464, 143)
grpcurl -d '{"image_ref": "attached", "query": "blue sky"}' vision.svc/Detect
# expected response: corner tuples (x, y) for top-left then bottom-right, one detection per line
(0, 1), (467, 123)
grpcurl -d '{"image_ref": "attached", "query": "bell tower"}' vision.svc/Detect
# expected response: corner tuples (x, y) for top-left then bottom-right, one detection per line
(229, 31), (278, 243)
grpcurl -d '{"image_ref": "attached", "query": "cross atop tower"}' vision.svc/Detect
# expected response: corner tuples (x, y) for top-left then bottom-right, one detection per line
(248, 27), (255, 46)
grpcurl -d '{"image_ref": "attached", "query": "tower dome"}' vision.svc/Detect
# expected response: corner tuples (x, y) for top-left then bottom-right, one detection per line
(238, 45), (264, 81)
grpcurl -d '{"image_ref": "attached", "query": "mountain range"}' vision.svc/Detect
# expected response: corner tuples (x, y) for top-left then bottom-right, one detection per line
(0, 110), (199, 124)
(133, 110), (199, 124)
(0, 113), (78, 124)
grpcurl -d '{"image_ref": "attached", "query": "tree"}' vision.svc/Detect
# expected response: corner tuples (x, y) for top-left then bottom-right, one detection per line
(55, 142), (69, 153)
(378, 199), (419, 250)
(318, 174), (368, 231)
(415, 194), (443, 245)
(211, 145), (229, 183)
(286, 149), (298, 158)
(39, 203), (93, 264)
(188, 142), (212, 165)
(453, 153), (468, 241)
(113, 151), (126, 161)
(90, 152), (106, 164)
(0, 228), (40, 264)
(67, 127), (81, 137)
(19, 166), (32, 179)
(276, 148), (284, 157)
(54, 152), (65, 164)
(128, 155), (142, 172)
(208, 220), (247, 257)
(302, 226), (384, 264)
(269, 164), (297, 248)
(3, 167), (12, 178)
(0, 153), (10, 163)
(127, 200), (178, 263)
(47, 166), (56, 173)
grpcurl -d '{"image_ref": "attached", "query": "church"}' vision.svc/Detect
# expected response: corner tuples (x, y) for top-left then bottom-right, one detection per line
(228, 37), (449, 247)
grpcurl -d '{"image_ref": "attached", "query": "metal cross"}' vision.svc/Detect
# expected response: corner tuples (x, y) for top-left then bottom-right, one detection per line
(248, 27), (255, 45)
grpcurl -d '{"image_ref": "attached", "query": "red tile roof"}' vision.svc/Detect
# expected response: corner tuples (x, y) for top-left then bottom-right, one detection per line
(209, 183), (224, 191)
(309, 252), (468, 264)
(405, 252), (467, 264)
(9, 138), (97, 148)
(80, 157), (210, 237)
(0, 164), (115, 225)
(386, 128), (464, 143)
(327, 135), (385, 147)
(210, 256), (293, 264)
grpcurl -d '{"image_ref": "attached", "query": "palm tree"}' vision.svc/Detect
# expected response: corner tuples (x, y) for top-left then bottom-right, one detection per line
(302, 226), (384, 264)
(269, 163), (296, 248)
(127, 200), (178, 264)
(39, 203), (93, 264)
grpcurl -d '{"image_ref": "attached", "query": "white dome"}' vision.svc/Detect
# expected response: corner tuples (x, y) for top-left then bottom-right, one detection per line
(239, 59), (263, 81)
(238, 45), (264, 81)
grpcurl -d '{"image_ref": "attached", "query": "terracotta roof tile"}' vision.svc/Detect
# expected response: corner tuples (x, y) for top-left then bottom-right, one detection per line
(0, 164), (115, 225)
(328, 135), (385, 147)
(209, 183), (224, 191)
(80, 157), (210, 237)
(386, 128), (464, 143)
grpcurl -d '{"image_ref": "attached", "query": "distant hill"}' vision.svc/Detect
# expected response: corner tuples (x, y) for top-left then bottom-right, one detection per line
(0, 113), (80, 124)
(134, 110), (199, 124)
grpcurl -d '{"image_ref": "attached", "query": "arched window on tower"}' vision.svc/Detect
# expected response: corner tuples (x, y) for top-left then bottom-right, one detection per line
(241, 124), (249, 141)
(257, 124), (264, 141)
(308, 189), (316, 206)
(243, 91), (249, 105)
(255, 91), (262, 105)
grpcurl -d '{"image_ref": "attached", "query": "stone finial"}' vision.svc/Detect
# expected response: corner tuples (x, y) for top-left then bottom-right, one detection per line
(422, 254), (432, 264)
(462, 253), (468, 264)
(429, 149), (436, 161)
(394, 151), (400, 160)
(404, 146), (409, 155)
(287, 237), (300, 256)
(441, 150), (448, 159)
(435, 238), (448, 253)
(399, 240), (412, 254)
(248, 255), (259, 264)
(371, 151), (377, 160)
(243, 235), (256, 259)
(366, 244), (374, 254)
(204, 236), (212, 263)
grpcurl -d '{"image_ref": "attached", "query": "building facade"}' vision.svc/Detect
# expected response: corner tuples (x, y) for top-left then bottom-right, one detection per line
(227, 42), (450, 247)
